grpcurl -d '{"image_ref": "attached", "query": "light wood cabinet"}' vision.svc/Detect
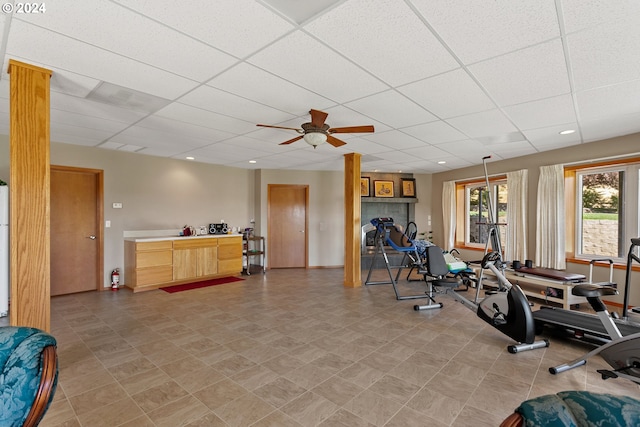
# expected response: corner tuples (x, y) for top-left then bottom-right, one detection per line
(125, 240), (174, 288)
(124, 236), (241, 292)
(218, 236), (243, 274)
(173, 238), (218, 280)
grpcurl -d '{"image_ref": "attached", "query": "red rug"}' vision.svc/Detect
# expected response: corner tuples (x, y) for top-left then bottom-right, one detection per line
(160, 276), (244, 293)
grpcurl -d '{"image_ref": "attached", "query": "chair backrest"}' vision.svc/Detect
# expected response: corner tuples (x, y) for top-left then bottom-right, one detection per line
(425, 245), (449, 277)
(0, 327), (58, 427)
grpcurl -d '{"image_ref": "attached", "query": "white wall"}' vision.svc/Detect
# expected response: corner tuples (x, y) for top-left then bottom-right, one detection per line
(0, 135), (256, 287)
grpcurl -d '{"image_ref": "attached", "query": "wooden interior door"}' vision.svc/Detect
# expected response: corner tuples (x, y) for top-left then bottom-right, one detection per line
(51, 166), (103, 295)
(268, 185), (308, 268)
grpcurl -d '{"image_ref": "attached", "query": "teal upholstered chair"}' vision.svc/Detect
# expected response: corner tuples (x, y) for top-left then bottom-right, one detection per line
(0, 326), (58, 427)
(500, 391), (640, 427)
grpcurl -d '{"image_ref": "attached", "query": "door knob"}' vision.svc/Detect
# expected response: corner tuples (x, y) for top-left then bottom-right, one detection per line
(87, 235), (96, 240)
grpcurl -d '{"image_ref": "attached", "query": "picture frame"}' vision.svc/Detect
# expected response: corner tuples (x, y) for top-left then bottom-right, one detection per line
(401, 178), (416, 197)
(360, 177), (370, 197)
(374, 180), (395, 198)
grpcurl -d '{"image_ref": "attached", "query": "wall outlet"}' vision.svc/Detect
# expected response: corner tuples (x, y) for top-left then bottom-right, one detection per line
(112, 202), (122, 209)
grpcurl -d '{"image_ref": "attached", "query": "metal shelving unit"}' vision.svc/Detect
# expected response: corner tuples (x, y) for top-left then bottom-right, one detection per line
(243, 236), (265, 275)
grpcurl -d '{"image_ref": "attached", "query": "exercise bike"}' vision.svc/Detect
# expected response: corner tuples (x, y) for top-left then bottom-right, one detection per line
(549, 238), (640, 384)
(414, 249), (550, 354)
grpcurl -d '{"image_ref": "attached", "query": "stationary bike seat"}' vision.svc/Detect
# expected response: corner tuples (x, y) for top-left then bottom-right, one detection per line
(572, 283), (618, 298)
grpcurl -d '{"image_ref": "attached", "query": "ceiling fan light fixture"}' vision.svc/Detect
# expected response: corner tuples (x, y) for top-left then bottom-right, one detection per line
(303, 132), (327, 148)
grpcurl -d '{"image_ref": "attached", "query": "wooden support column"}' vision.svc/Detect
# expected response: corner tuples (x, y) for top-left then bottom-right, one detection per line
(8, 60), (52, 331)
(344, 153), (361, 287)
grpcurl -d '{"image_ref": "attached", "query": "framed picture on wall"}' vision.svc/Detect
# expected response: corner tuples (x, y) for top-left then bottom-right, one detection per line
(360, 177), (370, 197)
(401, 178), (416, 197)
(374, 180), (394, 198)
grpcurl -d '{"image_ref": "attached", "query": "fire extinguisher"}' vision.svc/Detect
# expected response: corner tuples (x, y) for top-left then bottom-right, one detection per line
(111, 268), (120, 291)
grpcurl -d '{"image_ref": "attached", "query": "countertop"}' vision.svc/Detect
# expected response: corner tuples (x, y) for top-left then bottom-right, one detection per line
(124, 234), (243, 243)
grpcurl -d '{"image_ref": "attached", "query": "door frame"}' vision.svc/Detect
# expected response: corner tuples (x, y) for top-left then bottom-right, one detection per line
(50, 165), (104, 291)
(267, 184), (309, 268)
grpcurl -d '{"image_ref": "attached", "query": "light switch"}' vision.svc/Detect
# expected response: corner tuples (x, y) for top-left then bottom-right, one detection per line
(113, 202), (122, 209)
(105, 220), (111, 228)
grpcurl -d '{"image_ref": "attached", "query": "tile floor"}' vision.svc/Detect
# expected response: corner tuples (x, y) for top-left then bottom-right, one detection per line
(12, 268), (640, 426)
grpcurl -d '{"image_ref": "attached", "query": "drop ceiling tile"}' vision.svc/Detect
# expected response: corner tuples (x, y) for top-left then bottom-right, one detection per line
(579, 113), (640, 143)
(112, 0), (294, 58)
(484, 141), (537, 159)
(6, 21), (199, 100)
(306, 0), (459, 86)
(155, 103), (256, 134)
(135, 115), (235, 143)
(522, 124), (582, 150)
(345, 90), (435, 128)
(15, 0), (237, 81)
(50, 122), (115, 141)
(50, 110), (132, 133)
(217, 135), (286, 154)
(503, 94), (577, 130)
(446, 109), (517, 138)
(208, 63), (335, 114)
(435, 139), (490, 157)
(50, 132), (105, 147)
(362, 130), (427, 150)
(398, 69), (495, 119)
(115, 125), (214, 150)
(178, 85), (295, 124)
(401, 121), (468, 144)
(469, 39), (570, 106)
(411, 0), (559, 63)
(576, 80), (640, 121)
(561, 0), (640, 34)
(567, 20), (640, 92)
(248, 31), (388, 103)
(335, 137), (390, 155)
(402, 144), (450, 160)
(319, 105), (392, 133)
(51, 92), (147, 124)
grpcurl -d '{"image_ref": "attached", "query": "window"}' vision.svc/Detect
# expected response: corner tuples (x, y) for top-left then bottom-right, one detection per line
(573, 161), (640, 261)
(464, 179), (508, 251)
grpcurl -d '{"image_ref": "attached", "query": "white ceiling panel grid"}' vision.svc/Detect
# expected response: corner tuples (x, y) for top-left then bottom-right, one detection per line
(0, 1), (638, 173)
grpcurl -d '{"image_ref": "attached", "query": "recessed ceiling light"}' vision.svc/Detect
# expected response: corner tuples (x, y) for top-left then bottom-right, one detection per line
(438, 161), (446, 164)
(186, 156), (195, 160)
(249, 160), (257, 164)
(559, 129), (575, 135)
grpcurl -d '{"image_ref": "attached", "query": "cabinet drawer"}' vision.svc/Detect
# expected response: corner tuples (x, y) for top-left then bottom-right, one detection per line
(137, 266), (173, 286)
(173, 238), (217, 250)
(136, 249), (172, 268)
(218, 238), (242, 259)
(136, 240), (173, 251)
(218, 258), (242, 274)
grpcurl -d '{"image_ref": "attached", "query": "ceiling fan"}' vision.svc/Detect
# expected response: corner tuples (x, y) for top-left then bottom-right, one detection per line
(256, 109), (374, 148)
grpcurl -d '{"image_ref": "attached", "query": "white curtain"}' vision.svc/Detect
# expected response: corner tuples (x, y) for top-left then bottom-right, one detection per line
(536, 164), (566, 269)
(506, 169), (527, 262)
(442, 180), (456, 251)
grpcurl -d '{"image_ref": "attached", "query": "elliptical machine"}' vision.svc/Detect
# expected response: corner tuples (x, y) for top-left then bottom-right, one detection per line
(415, 250), (550, 353)
(414, 155), (548, 353)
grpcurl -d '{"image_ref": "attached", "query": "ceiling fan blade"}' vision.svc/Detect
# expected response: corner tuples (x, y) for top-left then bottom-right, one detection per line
(309, 109), (328, 128)
(327, 134), (347, 147)
(328, 125), (375, 134)
(279, 135), (304, 145)
(256, 124), (302, 132)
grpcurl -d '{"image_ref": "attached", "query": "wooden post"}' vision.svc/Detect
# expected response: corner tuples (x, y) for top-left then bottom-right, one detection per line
(344, 153), (361, 287)
(8, 60), (52, 331)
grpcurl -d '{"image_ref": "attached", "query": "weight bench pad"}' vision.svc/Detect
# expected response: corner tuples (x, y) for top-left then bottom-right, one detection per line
(515, 267), (585, 282)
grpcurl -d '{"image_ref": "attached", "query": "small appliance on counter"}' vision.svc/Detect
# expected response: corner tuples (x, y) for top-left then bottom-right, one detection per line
(181, 225), (196, 236)
(198, 225), (208, 235)
(209, 223), (228, 234)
